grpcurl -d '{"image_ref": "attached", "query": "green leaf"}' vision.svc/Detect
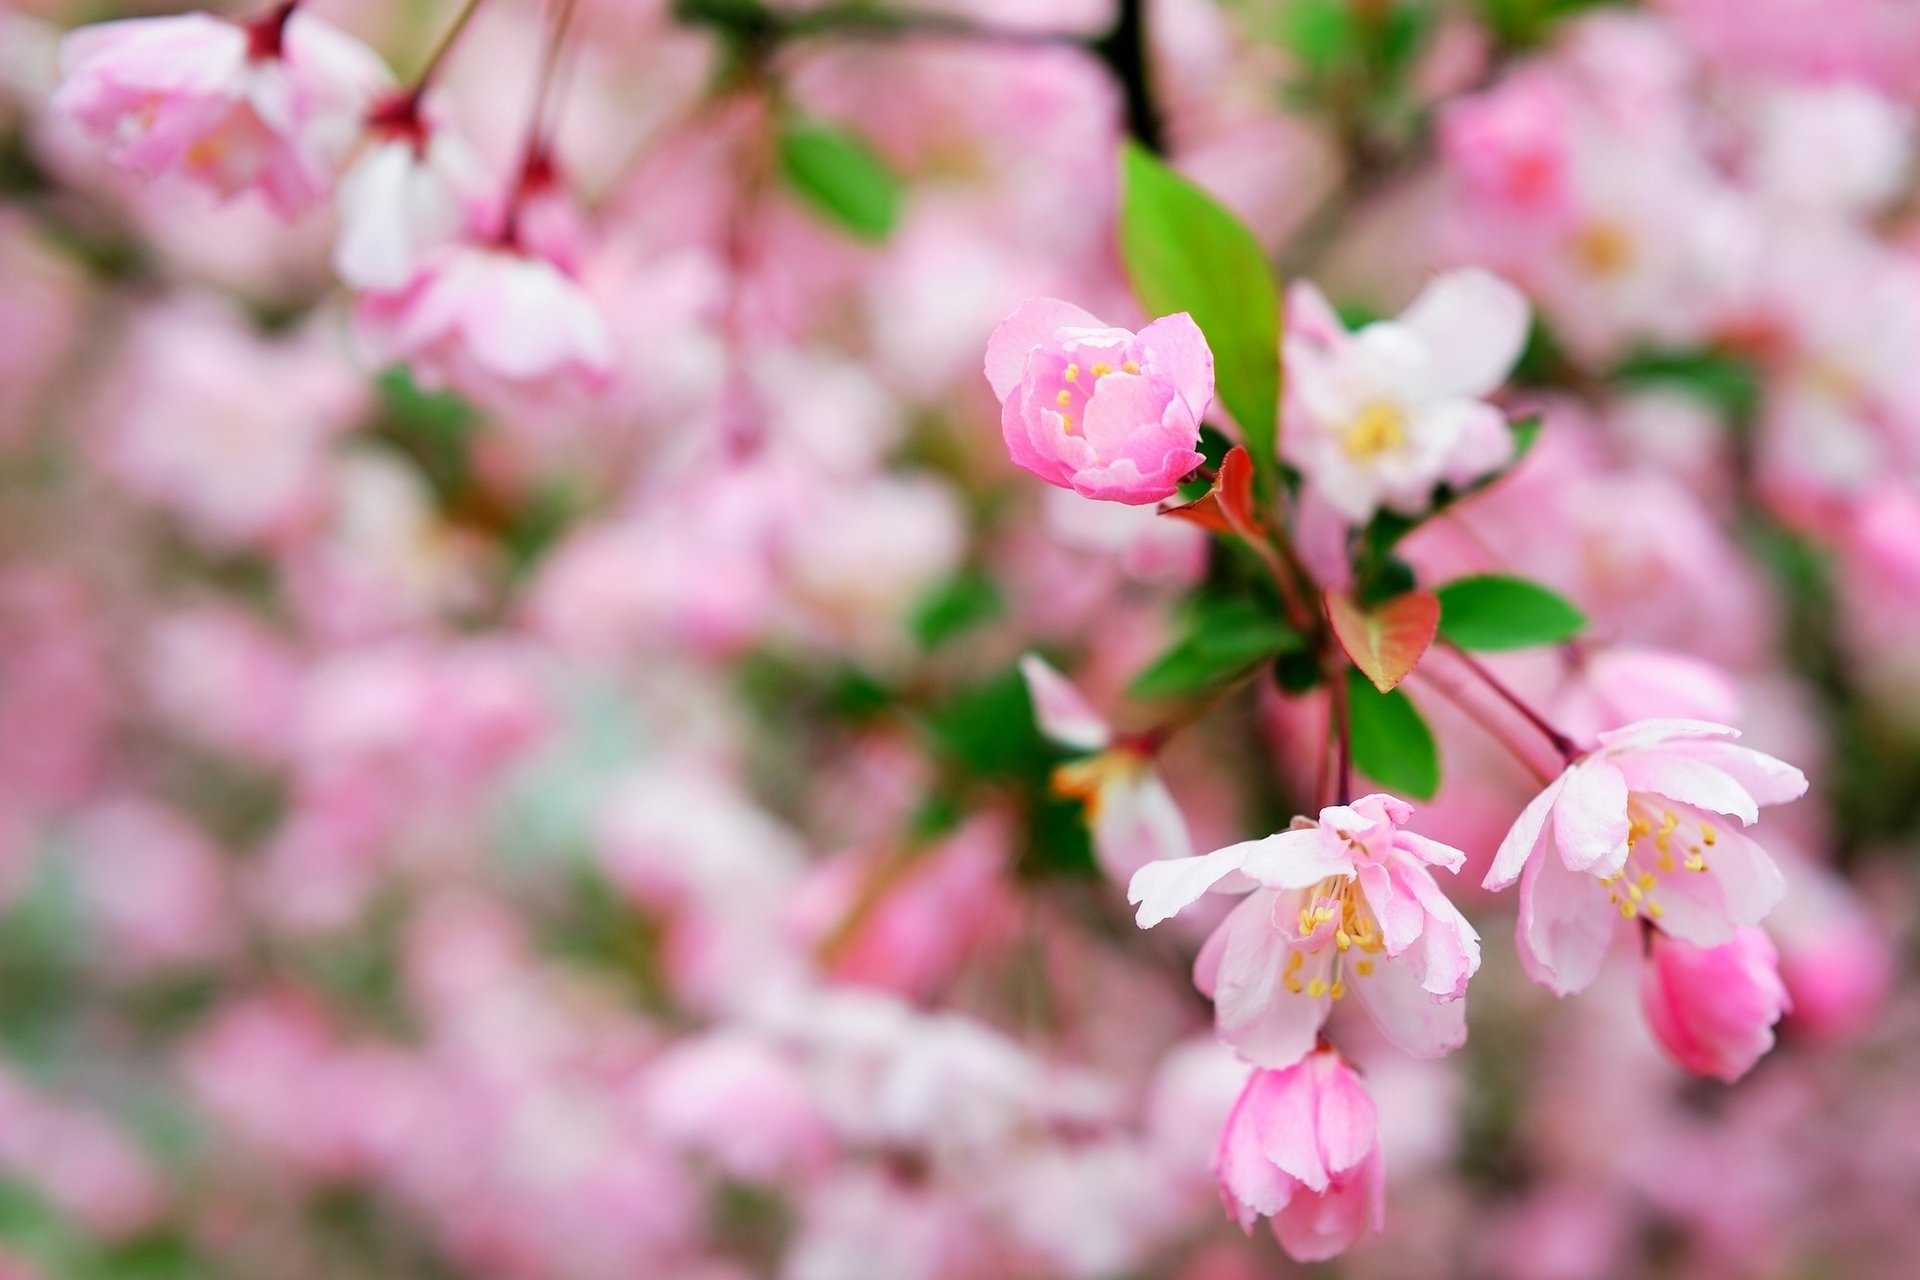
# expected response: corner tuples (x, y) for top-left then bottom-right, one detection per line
(777, 120), (902, 242)
(1118, 144), (1282, 472)
(1612, 348), (1761, 425)
(910, 570), (1004, 650)
(1436, 574), (1587, 651)
(1345, 669), (1439, 800)
(1131, 599), (1304, 700)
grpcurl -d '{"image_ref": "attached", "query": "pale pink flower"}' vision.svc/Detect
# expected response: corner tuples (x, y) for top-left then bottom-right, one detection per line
(53, 7), (389, 217)
(1639, 927), (1790, 1082)
(983, 298), (1211, 504)
(1214, 1047), (1385, 1262)
(1129, 794), (1480, 1066)
(1438, 69), (1574, 218)
(1283, 269), (1528, 522)
(1020, 654), (1194, 881)
(1485, 719), (1808, 996)
(332, 102), (482, 291)
(354, 187), (612, 398)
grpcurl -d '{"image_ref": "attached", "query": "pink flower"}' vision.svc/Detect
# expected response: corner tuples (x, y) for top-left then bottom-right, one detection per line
(1215, 1048), (1385, 1262)
(1438, 69), (1574, 217)
(1129, 794), (1480, 1066)
(53, 8), (389, 217)
(1485, 719), (1808, 996)
(1021, 654), (1194, 881)
(332, 103), (482, 291)
(983, 298), (1212, 504)
(354, 236), (613, 395)
(1283, 269), (1529, 522)
(1639, 927), (1789, 1082)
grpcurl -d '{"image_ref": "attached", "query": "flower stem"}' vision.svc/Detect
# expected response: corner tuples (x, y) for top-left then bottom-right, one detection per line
(1446, 642), (1579, 760)
(408, 0), (490, 97)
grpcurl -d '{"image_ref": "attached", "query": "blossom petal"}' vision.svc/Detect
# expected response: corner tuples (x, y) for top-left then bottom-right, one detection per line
(1613, 750), (1759, 825)
(983, 297), (1103, 400)
(1553, 760), (1631, 875)
(1397, 267), (1530, 400)
(1517, 844), (1617, 995)
(1017, 654), (1110, 751)
(1216, 915), (1330, 1069)
(1350, 950), (1469, 1058)
(1129, 841), (1259, 927)
(1668, 741), (1809, 809)
(1485, 771), (1567, 891)
(1092, 772), (1195, 880)
(1136, 312), (1215, 419)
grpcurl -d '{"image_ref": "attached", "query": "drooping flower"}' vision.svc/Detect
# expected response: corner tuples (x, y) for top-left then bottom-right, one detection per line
(353, 235), (612, 397)
(983, 298), (1212, 505)
(1639, 926), (1789, 1082)
(1019, 655), (1193, 882)
(1215, 1047), (1384, 1262)
(1485, 719), (1808, 996)
(1283, 268), (1529, 523)
(331, 96), (482, 292)
(53, 7), (390, 218)
(1129, 794), (1480, 1067)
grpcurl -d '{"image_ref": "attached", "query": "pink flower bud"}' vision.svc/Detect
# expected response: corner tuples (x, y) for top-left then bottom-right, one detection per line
(1214, 1048), (1385, 1262)
(984, 298), (1212, 504)
(1639, 927), (1790, 1083)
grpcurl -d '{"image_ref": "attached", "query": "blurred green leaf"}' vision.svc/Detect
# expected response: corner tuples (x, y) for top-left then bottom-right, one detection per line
(1436, 574), (1587, 651)
(1612, 348), (1761, 425)
(910, 570), (1004, 650)
(1346, 669), (1439, 800)
(1131, 598), (1304, 699)
(1119, 144), (1282, 473)
(778, 120), (903, 242)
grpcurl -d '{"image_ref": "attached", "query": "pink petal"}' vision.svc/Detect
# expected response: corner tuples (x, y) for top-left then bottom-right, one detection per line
(983, 297), (1103, 401)
(1016, 654), (1109, 751)
(1092, 772), (1195, 880)
(1350, 949), (1469, 1058)
(1136, 312), (1215, 418)
(1517, 845), (1617, 996)
(1215, 914), (1329, 1069)
(1552, 760), (1630, 875)
(1612, 751), (1760, 825)
(1485, 771), (1567, 891)
(1397, 268), (1530, 400)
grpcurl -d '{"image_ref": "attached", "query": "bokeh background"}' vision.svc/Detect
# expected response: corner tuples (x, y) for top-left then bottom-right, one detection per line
(2, 0), (1920, 1277)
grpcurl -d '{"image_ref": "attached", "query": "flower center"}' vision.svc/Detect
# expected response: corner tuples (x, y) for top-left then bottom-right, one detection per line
(1283, 876), (1386, 1000)
(1571, 220), (1637, 279)
(1049, 751), (1141, 821)
(1602, 801), (1716, 923)
(1053, 359), (1140, 436)
(1341, 402), (1407, 461)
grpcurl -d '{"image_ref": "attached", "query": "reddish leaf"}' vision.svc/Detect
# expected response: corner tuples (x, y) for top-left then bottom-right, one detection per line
(1325, 589), (1440, 694)
(1158, 446), (1264, 538)
(1216, 445), (1260, 539)
(1159, 493), (1233, 533)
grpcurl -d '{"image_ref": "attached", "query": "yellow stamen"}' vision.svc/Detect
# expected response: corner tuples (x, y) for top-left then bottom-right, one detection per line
(1355, 959), (1374, 977)
(1307, 979), (1328, 998)
(1090, 362), (1113, 378)
(1056, 389), (1072, 407)
(1335, 929), (1352, 952)
(1123, 360), (1140, 374)
(1342, 402), (1408, 461)
(1329, 979), (1346, 1000)
(1572, 220), (1637, 278)
(1700, 822), (1718, 847)
(1064, 364), (1079, 383)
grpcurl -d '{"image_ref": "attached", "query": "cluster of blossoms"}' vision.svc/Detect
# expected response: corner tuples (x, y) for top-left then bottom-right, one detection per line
(991, 267), (1808, 1257)
(0, 0), (1915, 1277)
